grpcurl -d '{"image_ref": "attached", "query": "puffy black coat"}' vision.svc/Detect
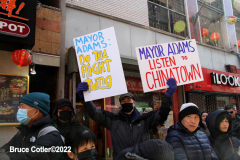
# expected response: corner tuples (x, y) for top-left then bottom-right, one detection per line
(114, 139), (174, 160)
(81, 96), (172, 158)
(206, 110), (240, 160)
(0, 115), (65, 160)
(165, 122), (219, 160)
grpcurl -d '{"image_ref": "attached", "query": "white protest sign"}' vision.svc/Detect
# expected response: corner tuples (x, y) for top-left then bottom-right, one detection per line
(135, 39), (204, 93)
(73, 27), (127, 101)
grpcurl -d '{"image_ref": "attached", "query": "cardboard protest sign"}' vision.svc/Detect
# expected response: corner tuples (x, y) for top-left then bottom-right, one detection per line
(73, 27), (127, 101)
(135, 39), (204, 93)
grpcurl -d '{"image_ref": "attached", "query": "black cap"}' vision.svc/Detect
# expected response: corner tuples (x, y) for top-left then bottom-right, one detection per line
(119, 92), (135, 102)
(224, 105), (235, 110)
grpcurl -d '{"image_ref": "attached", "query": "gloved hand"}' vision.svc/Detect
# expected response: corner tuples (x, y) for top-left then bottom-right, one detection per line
(77, 82), (89, 98)
(165, 78), (177, 98)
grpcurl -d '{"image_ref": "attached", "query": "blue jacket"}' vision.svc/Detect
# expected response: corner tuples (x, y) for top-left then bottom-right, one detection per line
(206, 110), (240, 160)
(166, 122), (219, 160)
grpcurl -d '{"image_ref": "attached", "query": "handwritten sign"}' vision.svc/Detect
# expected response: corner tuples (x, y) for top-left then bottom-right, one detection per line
(73, 27), (127, 101)
(135, 39), (204, 93)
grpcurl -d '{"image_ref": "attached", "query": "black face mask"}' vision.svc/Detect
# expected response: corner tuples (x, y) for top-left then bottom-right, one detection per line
(59, 110), (71, 121)
(77, 149), (98, 160)
(121, 103), (134, 113)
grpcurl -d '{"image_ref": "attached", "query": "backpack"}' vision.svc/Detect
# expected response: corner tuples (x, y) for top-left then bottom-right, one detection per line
(37, 126), (65, 144)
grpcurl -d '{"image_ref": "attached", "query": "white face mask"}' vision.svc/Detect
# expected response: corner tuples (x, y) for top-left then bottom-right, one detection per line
(16, 108), (36, 125)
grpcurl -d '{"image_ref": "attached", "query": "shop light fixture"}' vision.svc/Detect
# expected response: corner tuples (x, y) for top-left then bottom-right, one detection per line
(30, 62), (36, 75)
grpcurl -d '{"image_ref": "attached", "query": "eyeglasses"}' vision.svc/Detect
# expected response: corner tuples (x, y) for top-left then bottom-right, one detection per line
(228, 111), (234, 114)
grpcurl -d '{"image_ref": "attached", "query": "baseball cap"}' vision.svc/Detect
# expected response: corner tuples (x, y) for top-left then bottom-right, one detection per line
(119, 92), (135, 102)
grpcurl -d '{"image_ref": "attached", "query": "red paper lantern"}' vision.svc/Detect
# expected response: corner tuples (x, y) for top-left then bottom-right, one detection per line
(210, 32), (220, 41)
(237, 40), (240, 47)
(201, 28), (209, 37)
(11, 49), (32, 71)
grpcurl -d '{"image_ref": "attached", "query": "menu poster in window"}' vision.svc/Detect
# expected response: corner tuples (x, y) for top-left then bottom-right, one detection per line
(73, 27), (127, 102)
(135, 39), (204, 93)
(0, 74), (29, 123)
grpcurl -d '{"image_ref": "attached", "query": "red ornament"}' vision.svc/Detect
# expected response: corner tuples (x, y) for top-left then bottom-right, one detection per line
(201, 28), (209, 37)
(210, 32), (220, 41)
(11, 50), (32, 72)
(237, 40), (240, 47)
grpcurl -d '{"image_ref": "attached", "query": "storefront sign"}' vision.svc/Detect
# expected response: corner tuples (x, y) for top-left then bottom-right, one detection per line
(210, 72), (240, 87)
(135, 39), (204, 93)
(0, 0), (36, 51)
(185, 68), (240, 94)
(73, 27), (127, 102)
(0, 18), (30, 37)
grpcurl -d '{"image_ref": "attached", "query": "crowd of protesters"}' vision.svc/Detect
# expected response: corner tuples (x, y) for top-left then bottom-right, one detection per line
(0, 78), (240, 160)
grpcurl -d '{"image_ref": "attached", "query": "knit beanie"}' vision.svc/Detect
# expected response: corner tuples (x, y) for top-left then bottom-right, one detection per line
(178, 103), (201, 122)
(19, 92), (50, 116)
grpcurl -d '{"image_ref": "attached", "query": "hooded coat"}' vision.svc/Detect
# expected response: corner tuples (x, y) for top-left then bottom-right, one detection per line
(114, 139), (174, 160)
(0, 115), (64, 160)
(233, 113), (240, 139)
(165, 122), (219, 160)
(206, 110), (240, 160)
(81, 96), (172, 158)
(52, 99), (80, 137)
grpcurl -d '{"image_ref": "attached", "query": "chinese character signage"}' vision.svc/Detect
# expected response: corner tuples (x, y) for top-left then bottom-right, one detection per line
(0, 73), (29, 123)
(0, 0), (37, 51)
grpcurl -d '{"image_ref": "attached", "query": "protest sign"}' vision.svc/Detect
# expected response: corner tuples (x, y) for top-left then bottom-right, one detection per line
(135, 39), (204, 93)
(73, 27), (127, 101)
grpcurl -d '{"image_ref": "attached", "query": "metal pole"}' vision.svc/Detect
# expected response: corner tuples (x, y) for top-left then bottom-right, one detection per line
(72, 72), (76, 111)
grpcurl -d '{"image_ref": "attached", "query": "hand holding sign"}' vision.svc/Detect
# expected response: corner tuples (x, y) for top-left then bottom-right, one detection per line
(77, 82), (88, 98)
(165, 78), (177, 98)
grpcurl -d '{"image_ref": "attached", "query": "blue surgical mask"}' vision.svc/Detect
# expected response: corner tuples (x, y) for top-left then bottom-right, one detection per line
(17, 108), (35, 125)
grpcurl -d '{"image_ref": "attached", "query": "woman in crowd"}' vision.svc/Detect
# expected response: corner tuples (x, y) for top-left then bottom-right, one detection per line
(166, 103), (218, 160)
(200, 111), (211, 136)
(65, 124), (98, 160)
(206, 110), (240, 160)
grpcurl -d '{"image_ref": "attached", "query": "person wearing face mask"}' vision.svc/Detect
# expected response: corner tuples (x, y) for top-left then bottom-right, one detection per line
(77, 78), (177, 158)
(65, 125), (97, 160)
(165, 103), (219, 160)
(0, 92), (65, 160)
(52, 98), (80, 137)
(206, 110), (240, 160)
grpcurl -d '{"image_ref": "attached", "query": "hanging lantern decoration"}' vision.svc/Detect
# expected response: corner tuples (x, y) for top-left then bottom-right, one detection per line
(227, 16), (237, 25)
(201, 28), (209, 37)
(201, 28), (209, 43)
(210, 32), (220, 46)
(11, 49), (32, 74)
(237, 40), (240, 51)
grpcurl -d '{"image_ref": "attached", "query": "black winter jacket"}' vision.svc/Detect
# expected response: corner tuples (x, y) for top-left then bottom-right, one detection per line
(81, 96), (172, 158)
(206, 110), (240, 160)
(114, 139), (174, 160)
(0, 115), (65, 160)
(165, 122), (219, 160)
(233, 113), (240, 139)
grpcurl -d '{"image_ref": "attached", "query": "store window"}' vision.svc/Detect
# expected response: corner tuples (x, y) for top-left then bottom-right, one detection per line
(187, 92), (240, 113)
(198, 0), (224, 48)
(148, 0), (188, 37)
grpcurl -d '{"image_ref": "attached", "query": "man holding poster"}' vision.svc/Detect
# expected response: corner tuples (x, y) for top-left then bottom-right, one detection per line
(77, 78), (177, 158)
